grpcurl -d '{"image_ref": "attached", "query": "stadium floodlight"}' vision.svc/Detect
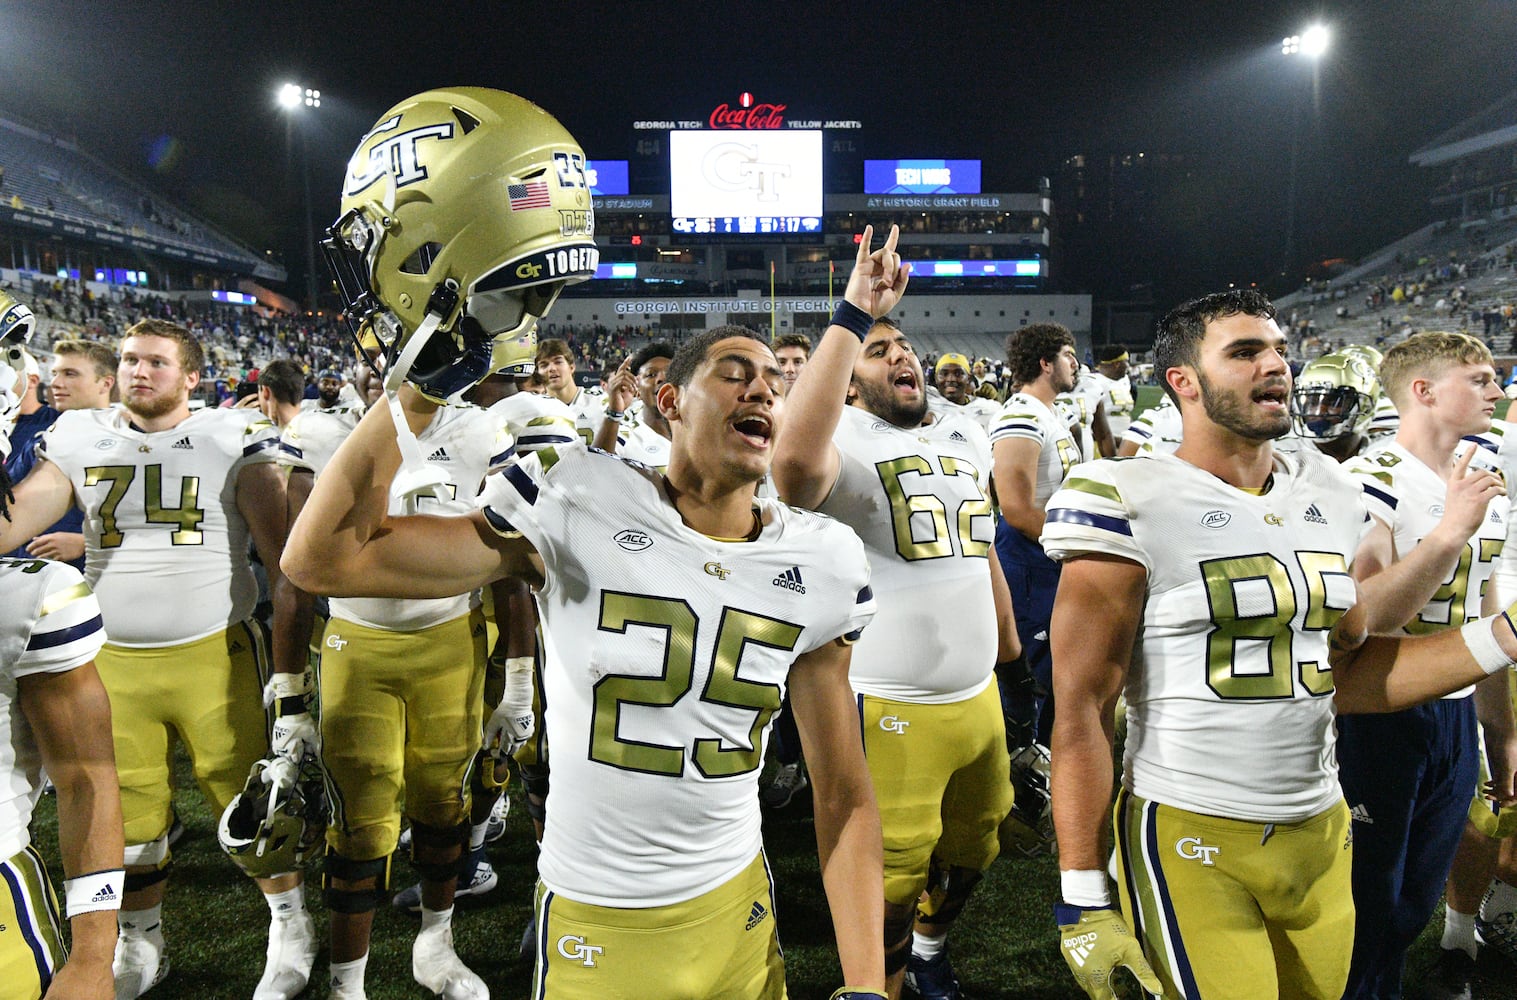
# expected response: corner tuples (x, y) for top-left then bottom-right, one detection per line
(276, 81), (322, 308)
(1282, 24), (1329, 58)
(278, 83), (302, 109)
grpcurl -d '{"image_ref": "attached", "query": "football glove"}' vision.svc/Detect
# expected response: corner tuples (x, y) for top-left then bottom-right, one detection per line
(266, 670), (319, 762)
(1055, 904), (1163, 1000)
(828, 990), (887, 999)
(485, 655), (536, 760)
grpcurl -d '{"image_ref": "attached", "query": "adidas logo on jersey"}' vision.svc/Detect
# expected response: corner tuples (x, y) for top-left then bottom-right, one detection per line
(1303, 504), (1328, 525)
(171, 436), (193, 450)
(745, 901), (769, 930)
(772, 566), (806, 593)
(950, 430), (967, 442)
(1350, 804), (1373, 824)
(427, 447), (451, 462)
(91, 883), (118, 904)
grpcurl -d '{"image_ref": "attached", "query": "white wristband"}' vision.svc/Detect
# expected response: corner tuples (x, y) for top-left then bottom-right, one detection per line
(64, 869), (125, 916)
(1059, 869), (1111, 907)
(1461, 616), (1515, 675)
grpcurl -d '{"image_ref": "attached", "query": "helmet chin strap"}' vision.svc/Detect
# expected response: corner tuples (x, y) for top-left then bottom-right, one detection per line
(382, 311), (453, 512)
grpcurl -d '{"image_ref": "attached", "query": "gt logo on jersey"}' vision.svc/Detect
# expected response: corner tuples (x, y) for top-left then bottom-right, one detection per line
(557, 935), (603, 967)
(1175, 836), (1221, 866)
(1263, 513), (1284, 526)
(344, 116), (456, 196)
(325, 634), (348, 651)
(704, 561), (732, 580)
(879, 715), (910, 734)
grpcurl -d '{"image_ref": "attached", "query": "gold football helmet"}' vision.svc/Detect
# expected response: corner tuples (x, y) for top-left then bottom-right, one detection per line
(0, 290), (35, 345)
(1292, 350), (1381, 440)
(323, 88), (597, 399)
(490, 322), (538, 377)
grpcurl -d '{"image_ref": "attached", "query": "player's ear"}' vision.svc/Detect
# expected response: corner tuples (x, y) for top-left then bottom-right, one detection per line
(1165, 365), (1196, 402)
(657, 380), (679, 421)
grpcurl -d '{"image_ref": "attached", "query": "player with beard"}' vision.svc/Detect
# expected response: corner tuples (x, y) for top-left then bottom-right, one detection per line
(0, 319), (317, 1000)
(1043, 290), (1517, 1000)
(775, 226), (1019, 1000)
(989, 325), (1079, 754)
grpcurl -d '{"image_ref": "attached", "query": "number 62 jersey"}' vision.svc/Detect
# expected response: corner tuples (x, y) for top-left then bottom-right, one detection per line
(37, 407), (280, 647)
(1041, 448), (1369, 823)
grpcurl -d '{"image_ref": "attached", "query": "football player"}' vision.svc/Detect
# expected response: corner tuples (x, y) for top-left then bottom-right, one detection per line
(598, 341), (674, 471)
(991, 324), (1080, 754)
(1115, 392), (1182, 456)
(929, 353), (999, 434)
(1287, 348), (1382, 463)
(1088, 345), (1133, 440)
(296, 87), (885, 1000)
(772, 333), (812, 389)
(774, 226), (1017, 1000)
(1338, 332), (1514, 999)
(282, 383), (513, 1000)
(534, 339), (612, 448)
(1045, 290), (1517, 1000)
(0, 346), (124, 1000)
(255, 361), (307, 429)
(0, 318), (317, 1000)
(288, 342), (886, 1000)
(48, 339), (117, 411)
(1054, 358), (1115, 461)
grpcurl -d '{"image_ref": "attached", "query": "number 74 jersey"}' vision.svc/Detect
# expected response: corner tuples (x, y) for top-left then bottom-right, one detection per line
(38, 407), (280, 647)
(1041, 448), (1369, 822)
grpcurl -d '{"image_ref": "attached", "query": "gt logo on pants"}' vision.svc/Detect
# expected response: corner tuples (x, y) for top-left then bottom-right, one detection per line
(1174, 836), (1221, 866)
(557, 935), (603, 967)
(879, 715), (910, 734)
(325, 634), (348, 651)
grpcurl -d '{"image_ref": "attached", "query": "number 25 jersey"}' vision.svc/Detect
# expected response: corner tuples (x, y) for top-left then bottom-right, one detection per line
(479, 446), (875, 905)
(1041, 449), (1367, 822)
(38, 407), (280, 647)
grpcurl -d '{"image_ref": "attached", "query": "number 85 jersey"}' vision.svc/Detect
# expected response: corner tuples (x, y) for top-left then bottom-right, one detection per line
(1041, 448), (1368, 823)
(38, 408), (280, 647)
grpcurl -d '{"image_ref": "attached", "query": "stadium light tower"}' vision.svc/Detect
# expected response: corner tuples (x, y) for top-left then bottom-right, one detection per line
(1279, 24), (1329, 284)
(277, 82), (321, 310)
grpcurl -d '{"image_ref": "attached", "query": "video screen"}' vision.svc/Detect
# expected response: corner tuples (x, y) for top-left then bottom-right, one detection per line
(864, 159), (982, 194)
(670, 130), (823, 235)
(586, 160), (629, 196)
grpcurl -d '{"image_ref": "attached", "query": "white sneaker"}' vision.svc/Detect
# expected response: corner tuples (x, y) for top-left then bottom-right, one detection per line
(253, 910), (317, 1000)
(413, 924), (489, 999)
(113, 927), (169, 999)
(486, 794), (510, 843)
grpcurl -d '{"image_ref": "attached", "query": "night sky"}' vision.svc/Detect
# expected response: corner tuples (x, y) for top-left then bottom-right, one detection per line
(4, 0), (1516, 304)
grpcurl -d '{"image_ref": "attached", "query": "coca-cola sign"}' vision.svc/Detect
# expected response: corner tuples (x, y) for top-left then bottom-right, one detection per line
(708, 91), (785, 130)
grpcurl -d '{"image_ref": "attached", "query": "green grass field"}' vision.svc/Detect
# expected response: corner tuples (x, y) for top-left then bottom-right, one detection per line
(28, 743), (1513, 999)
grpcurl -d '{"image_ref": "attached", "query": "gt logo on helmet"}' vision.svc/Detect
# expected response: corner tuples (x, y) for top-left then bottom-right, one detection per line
(344, 118), (457, 197)
(516, 262), (544, 280)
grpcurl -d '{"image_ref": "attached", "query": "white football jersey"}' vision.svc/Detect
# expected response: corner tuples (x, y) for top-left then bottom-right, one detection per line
(617, 420), (671, 472)
(927, 388), (999, 435)
(38, 408), (279, 646)
(285, 405), (513, 632)
(560, 385), (609, 446)
(819, 405), (997, 703)
(1365, 395), (1400, 442)
(990, 392), (1079, 509)
(1055, 372), (1108, 461)
(1347, 441), (1508, 699)
(1120, 396), (1183, 455)
(1467, 419), (1517, 603)
(485, 392), (579, 455)
(0, 557), (105, 859)
(478, 446), (874, 905)
(1090, 370), (1134, 438)
(1042, 448), (1366, 822)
